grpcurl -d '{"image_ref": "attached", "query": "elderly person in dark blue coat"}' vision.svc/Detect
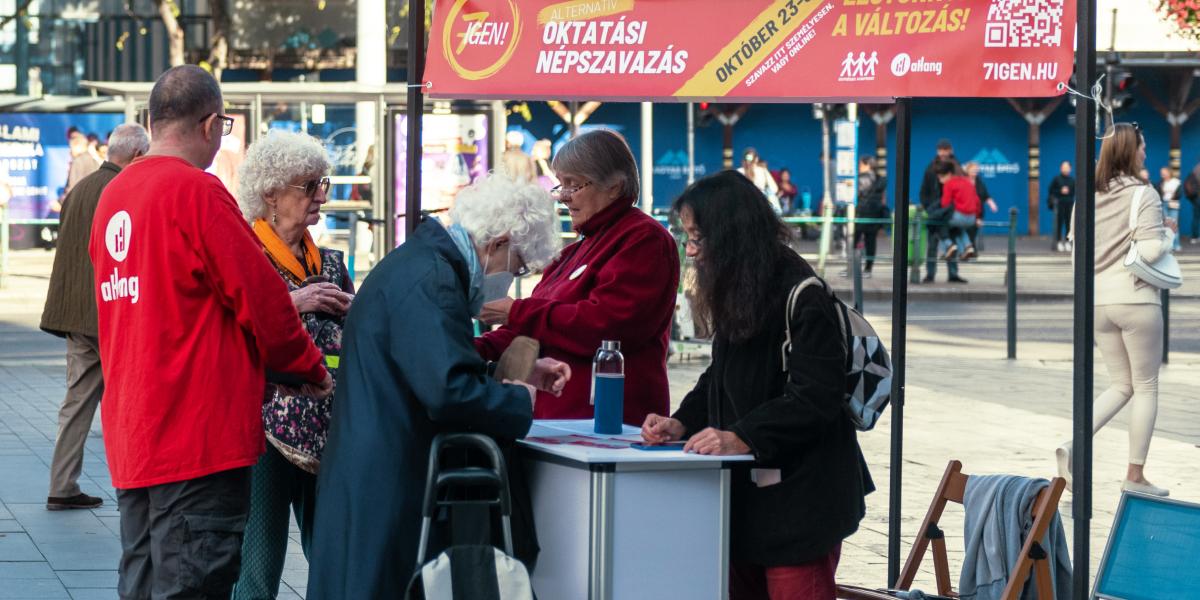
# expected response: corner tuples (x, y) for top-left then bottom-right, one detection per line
(306, 173), (568, 598)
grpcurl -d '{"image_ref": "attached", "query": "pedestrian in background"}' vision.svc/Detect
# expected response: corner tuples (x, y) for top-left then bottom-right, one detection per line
(935, 160), (979, 267)
(1182, 160), (1200, 243)
(739, 147), (781, 213)
(776, 167), (798, 215)
(1157, 166), (1182, 251)
(230, 130), (355, 600)
(90, 65), (331, 599)
(919, 139), (962, 283)
(643, 170), (872, 600)
(849, 155), (887, 278)
(40, 123), (148, 511)
(1057, 122), (1177, 498)
(1047, 160), (1075, 252)
(964, 161), (998, 252)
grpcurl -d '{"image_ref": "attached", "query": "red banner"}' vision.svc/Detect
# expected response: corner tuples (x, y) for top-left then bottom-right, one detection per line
(424, 0), (1074, 102)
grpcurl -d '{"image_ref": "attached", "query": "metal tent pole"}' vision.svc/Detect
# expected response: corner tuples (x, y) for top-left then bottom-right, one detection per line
(404, 0), (427, 237)
(1072, 0), (1098, 598)
(887, 97), (912, 588)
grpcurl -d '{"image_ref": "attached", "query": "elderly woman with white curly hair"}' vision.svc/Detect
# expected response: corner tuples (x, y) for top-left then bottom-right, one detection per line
(229, 129), (355, 600)
(306, 172), (571, 598)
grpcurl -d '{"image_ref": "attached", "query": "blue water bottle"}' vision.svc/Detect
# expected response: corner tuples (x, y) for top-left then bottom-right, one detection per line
(591, 340), (625, 434)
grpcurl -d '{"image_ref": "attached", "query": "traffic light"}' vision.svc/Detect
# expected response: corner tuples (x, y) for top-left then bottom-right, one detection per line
(695, 101), (714, 127)
(1111, 70), (1136, 113)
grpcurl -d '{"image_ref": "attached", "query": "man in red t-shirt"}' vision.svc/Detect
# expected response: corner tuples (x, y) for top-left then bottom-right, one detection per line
(89, 65), (331, 598)
(935, 159), (981, 269)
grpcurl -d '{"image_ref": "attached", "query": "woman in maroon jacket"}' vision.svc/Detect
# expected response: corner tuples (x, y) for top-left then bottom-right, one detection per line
(476, 129), (679, 425)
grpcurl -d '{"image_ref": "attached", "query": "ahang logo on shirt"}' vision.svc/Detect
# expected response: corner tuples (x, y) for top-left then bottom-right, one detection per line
(101, 211), (140, 304)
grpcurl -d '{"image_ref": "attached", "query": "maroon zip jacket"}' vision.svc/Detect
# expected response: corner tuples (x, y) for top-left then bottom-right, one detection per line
(475, 200), (679, 425)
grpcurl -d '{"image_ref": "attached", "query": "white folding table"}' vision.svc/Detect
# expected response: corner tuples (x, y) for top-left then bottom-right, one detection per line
(518, 419), (754, 600)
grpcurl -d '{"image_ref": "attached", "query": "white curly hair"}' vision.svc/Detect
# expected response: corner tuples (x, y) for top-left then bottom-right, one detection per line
(236, 129), (330, 222)
(450, 172), (562, 269)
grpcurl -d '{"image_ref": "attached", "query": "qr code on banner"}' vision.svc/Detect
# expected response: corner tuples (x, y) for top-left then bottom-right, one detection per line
(984, 0), (1065, 48)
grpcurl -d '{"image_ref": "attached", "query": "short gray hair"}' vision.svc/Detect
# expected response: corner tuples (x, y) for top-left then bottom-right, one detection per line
(106, 123), (149, 163)
(551, 129), (640, 202)
(450, 172), (561, 269)
(148, 65), (223, 130)
(236, 130), (330, 222)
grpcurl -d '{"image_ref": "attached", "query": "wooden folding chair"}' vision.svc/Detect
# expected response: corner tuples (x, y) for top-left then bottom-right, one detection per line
(838, 460), (1067, 600)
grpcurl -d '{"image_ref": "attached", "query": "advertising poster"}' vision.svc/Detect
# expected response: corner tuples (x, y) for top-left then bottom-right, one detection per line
(425, 0), (1074, 101)
(394, 112), (491, 244)
(1, 113), (125, 248)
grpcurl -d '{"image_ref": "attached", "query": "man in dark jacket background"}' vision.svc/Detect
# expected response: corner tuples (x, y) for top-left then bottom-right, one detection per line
(40, 123), (149, 511)
(1047, 160), (1075, 252)
(918, 139), (966, 283)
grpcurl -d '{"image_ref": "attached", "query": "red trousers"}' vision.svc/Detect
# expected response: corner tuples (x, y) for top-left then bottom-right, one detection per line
(729, 543), (842, 600)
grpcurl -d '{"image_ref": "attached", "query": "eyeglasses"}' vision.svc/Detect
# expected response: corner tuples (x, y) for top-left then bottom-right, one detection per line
(287, 177), (331, 198)
(550, 181), (592, 200)
(199, 113), (235, 136)
(684, 236), (704, 250)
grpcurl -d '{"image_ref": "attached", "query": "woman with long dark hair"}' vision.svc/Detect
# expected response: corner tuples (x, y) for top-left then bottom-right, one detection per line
(1056, 122), (1177, 497)
(642, 170), (872, 599)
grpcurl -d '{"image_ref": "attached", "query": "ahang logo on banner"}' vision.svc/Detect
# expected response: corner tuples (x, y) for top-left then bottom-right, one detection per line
(970, 147), (1020, 178)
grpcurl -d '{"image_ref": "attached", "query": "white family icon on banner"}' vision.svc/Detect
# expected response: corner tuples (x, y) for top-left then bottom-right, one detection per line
(839, 51), (878, 81)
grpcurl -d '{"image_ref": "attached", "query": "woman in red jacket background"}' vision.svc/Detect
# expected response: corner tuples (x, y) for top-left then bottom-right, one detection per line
(476, 129), (679, 425)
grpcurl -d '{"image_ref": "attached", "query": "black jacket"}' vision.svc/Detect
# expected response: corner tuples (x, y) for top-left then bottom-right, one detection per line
(857, 172), (888, 218)
(1048, 174), (1075, 208)
(672, 254), (873, 566)
(918, 158), (944, 210)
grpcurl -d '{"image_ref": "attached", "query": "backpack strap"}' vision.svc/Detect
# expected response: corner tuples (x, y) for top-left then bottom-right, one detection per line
(781, 276), (827, 373)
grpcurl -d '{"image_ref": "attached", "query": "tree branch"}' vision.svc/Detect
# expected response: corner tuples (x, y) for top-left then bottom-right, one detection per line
(0, 0), (36, 30)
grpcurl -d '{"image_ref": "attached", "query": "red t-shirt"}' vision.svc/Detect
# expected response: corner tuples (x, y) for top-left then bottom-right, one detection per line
(940, 176), (981, 215)
(475, 202), (679, 426)
(89, 155), (326, 489)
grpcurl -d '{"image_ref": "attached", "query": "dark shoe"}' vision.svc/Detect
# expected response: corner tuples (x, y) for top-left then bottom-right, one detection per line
(921, 276), (935, 284)
(47, 493), (103, 511)
(962, 245), (977, 260)
(947, 276), (969, 284)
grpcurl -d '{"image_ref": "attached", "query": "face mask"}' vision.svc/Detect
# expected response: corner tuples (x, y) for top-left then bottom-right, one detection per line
(445, 223), (485, 315)
(481, 247), (516, 304)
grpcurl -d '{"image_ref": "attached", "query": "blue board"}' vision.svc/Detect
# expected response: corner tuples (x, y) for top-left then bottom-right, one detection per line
(1093, 493), (1200, 599)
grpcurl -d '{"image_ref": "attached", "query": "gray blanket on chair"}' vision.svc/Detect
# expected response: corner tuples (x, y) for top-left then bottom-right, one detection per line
(959, 475), (1071, 600)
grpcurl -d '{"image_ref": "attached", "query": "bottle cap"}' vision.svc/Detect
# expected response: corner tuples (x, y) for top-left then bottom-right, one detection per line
(601, 340), (620, 351)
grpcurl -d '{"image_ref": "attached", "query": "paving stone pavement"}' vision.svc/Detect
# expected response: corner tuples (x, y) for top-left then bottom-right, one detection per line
(3, 346), (1198, 598)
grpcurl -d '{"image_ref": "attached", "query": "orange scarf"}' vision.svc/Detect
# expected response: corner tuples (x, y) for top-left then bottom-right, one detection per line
(252, 218), (321, 284)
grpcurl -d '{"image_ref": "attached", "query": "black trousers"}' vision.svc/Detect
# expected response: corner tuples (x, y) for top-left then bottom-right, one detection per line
(853, 225), (881, 271)
(1054, 202), (1074, 242)
(117, 467), (252, 600)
